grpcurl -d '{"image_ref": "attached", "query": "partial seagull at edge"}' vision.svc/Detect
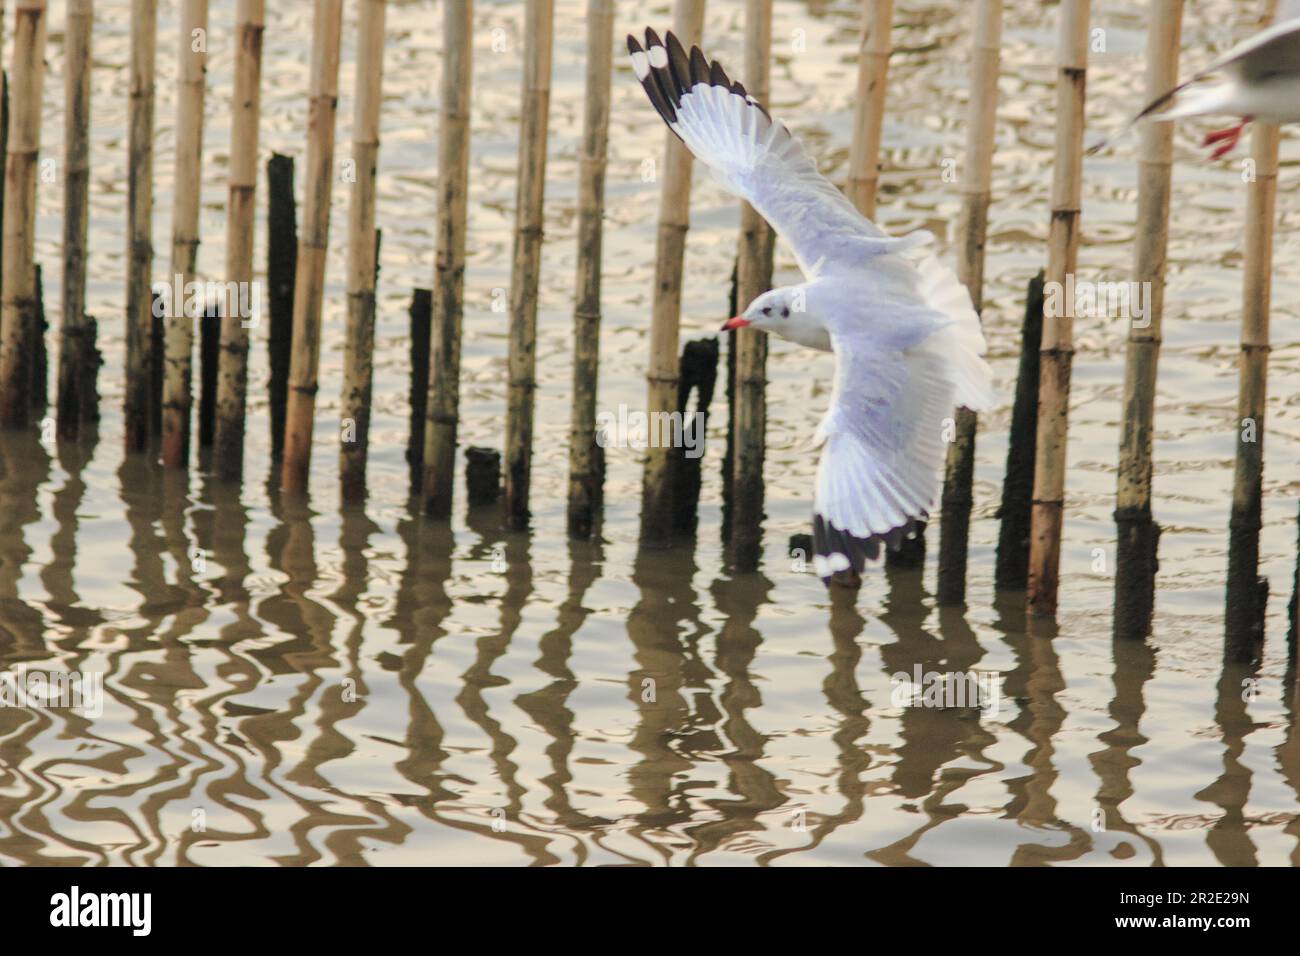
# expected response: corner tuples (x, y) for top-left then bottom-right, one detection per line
(1089, 0), (1300, 159)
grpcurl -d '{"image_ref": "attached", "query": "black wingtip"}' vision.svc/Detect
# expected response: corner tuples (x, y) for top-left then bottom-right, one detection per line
(812, 513), (926, 583)
(626, 27), (776, 141)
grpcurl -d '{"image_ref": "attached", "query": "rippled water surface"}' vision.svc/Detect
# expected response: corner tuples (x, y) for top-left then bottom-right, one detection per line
(1, 0), (1299, 865)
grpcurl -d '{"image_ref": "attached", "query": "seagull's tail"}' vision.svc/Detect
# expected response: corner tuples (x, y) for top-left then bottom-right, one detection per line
(914, 258), (996, 413)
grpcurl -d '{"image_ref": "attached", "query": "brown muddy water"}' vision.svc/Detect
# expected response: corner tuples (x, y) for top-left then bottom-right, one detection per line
(0, 0), (1298, 866)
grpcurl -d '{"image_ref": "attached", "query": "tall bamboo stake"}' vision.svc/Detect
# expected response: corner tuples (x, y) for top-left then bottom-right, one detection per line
(420, 0), (474, 518)
(160, 0), (209, 467)
(639, 0), (706, 543)
(1027, 0), (1090, 617)
(1225, 119), (1279, 663)
(212, 0), (265, 482)
(566, 0), (614, 538)
(339, 0), (388, 504)
(0, 0), (47, 429)
(57, 0), (94, 441)
(503, 0), (555, 528)
(846, 0), (892, 218)
(728, 0), (774, 572)
(1114, 0), (1183, 638)
(937, 0), (1003, 605)
(280, 0), (344, 494)
(123, 0), (158, 450)
(848, 0), (919, 568)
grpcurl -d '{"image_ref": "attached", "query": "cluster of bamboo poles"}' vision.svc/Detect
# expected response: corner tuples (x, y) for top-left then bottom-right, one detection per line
(0, 0), (1291, 656)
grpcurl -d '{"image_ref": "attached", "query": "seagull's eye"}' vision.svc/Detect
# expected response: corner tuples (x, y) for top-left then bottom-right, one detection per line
(781, 307), (790, 318)
(761, 307), (772, 316)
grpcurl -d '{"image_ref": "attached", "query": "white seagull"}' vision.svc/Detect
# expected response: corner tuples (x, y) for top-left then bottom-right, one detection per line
(1093, 2), (1300, 159)
(627, 29), (994, 582)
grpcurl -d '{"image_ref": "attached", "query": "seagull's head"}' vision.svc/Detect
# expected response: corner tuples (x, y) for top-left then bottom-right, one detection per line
(721, 288), (796, 334)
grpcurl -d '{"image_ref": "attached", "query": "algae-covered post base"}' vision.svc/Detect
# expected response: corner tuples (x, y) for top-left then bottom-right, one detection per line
(466, 446), (502, 508)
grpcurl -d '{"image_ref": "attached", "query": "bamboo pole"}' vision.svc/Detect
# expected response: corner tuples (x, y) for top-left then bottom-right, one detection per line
(420, 0), (474, 518)
(1225, 119), (1279, 663)
(57, 0), (94, 441)
(339, 0), (388, 504)
(0, 0), (47, 429)
(565, 0), (614, 539)
(503, 0), (555, 528)
(280, 0), (344, 494)
(728, 0), (774, 572)
(639, 0), (706, 543)
(212, 0), (265, 481)
(160, 0), (209, 467)
(846, 0), (892, 217)
(847, 0), (919, 568)
(123, 0), (158, 450)
(1114, 0), (1183, 638)
(937, 0), (1003, 605)
(1027, 0), (1090, 617)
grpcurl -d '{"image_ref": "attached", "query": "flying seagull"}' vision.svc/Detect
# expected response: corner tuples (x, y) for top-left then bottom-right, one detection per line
(627, 29), (994, 582)
(1090, 4), (1300, 159)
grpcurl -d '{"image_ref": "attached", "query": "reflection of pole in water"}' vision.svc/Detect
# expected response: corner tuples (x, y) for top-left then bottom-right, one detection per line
(1003, 615), (1091, 864)
(626, 541), (705, 862)
(868, 572), (998, 863)
(760, 589), (869, 863)
(454, 524), (559, 864)
(514, 536), (613, 834)
(1087, 634), (1163, 864)
(685, 570), (783, 861)
(1197, 662), (1261, 866)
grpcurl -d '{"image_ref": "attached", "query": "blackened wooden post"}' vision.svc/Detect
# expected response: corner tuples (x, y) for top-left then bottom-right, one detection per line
(406, 287), (432, 492)
(995, 271), (1044, 590)
(266, 152), (296, 461)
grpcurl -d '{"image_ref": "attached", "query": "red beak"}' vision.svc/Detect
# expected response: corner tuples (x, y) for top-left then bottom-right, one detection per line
(720, 316), (751, 331)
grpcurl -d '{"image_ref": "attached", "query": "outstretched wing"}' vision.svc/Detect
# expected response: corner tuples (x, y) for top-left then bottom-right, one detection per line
(627, 28), (929, 279)
(811, 329), (954, 580)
